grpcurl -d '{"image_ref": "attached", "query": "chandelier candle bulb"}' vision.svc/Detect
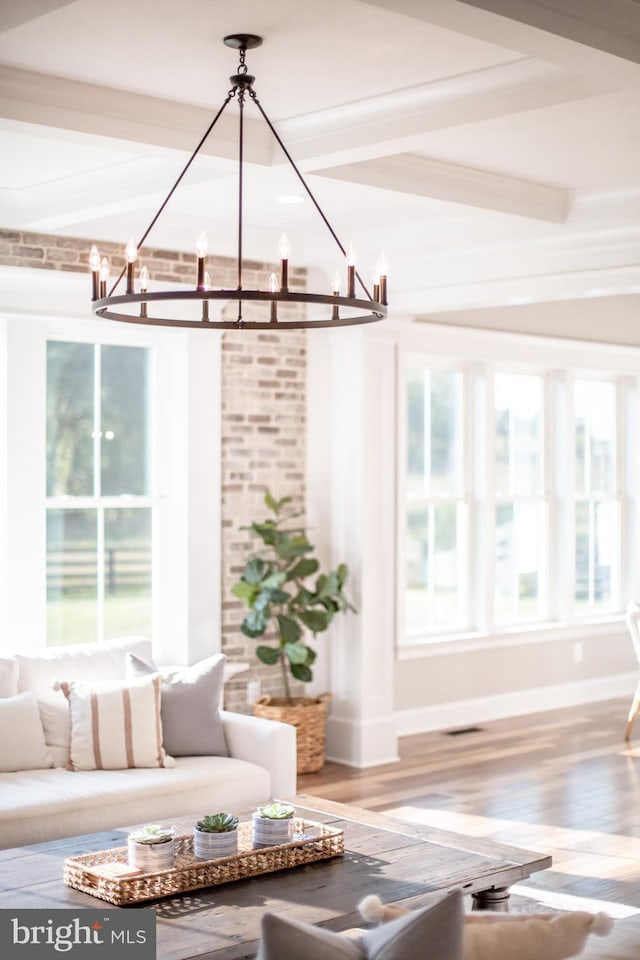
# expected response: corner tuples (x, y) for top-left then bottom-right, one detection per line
(202, 272), (211, 322)
(332, 270), (340, 322)
(125, 238), (137, 294)
(140, 265), (149, 318)
(373, 276), (380, 302)
(346, 243), (357, 298)
(269, 271), (278, 322)
(196, 231), (208, 290)
(89, 245), (101, 300)
(377, 254), (388, 305)
(99, 257), (110, 299)
(279, 233), (290, 292)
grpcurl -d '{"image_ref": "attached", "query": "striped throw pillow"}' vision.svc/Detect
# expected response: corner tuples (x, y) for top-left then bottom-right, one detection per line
(54, 676), (175, 771)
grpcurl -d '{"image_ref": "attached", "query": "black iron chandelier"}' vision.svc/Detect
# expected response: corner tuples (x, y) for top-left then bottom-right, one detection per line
(89, 34), (388, 331)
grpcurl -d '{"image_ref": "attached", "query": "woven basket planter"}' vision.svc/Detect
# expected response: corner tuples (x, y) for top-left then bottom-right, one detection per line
(252, 693), (332, 774)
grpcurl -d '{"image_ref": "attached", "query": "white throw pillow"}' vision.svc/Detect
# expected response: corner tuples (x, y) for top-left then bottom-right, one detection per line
(463, 909), (614, 960)
(17, 636), (153, 758)
(0, 657), (18, 697)
(54, 675), (175, 771)
(0, 692), (54, 771)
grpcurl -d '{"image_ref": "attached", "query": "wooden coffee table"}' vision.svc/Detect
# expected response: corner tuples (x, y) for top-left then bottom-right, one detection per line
(0, 795), (551, 960)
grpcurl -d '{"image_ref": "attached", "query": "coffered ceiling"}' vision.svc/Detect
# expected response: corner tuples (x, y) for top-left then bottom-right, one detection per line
(1, 0), (639, 321)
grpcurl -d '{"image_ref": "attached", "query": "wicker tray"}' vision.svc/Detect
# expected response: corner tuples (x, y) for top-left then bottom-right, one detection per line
(63, 819), (344, 905)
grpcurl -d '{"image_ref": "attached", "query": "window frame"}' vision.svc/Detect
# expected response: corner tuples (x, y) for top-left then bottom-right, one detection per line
(0, 278), (222, 665)
(396, 321), (640, 654)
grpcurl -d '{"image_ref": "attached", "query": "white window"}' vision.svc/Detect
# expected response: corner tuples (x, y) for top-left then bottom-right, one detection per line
(573, 378), (619, 617)
(46, 341), (153, 645)
(1, 270), (221, 664)
(398, 326), (639, 647)
(403, 358), (468, 638)
(493, 372), (547, 626)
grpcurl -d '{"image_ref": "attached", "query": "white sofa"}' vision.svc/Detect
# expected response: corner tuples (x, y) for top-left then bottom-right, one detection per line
(0, 637), (296, 849)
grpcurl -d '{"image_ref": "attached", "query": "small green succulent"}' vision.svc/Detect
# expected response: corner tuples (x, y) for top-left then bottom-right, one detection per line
(129, 824), (175, 845)
(195, 813), (239, 833)
(257, 802), (295, 820)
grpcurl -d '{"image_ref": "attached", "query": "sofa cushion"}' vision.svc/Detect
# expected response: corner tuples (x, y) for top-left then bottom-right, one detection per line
(0, 657), (18, 697)
(0, 755), (271, 848)
(258, 890), (464, 960)
(127, 653), (229, 757)
(0, 692), (54, 772)
(55, 675), (174, 771)
(16, 636), (153, 763)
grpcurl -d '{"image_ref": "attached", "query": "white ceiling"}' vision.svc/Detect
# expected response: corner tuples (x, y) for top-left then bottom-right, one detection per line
(0, 0), (639, 319)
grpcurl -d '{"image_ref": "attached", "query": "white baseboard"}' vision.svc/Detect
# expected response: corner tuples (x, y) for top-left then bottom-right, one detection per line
(395, 671), (637, 737)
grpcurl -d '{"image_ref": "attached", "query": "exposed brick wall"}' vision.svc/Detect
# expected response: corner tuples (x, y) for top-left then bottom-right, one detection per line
(0, 228), (307, 711)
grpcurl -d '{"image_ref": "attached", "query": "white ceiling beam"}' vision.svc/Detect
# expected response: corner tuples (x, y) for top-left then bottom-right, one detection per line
(459, 0), (640, 65)
(0, 0), (74, 33)
(4, 159), (221, 233)
(0, 56), (621, 183)
(0, 66), (274, 165)
(314, 152), (569, 222)
(361, 0), (640, 81)
(279, 58), (620, 170)
(393, 263), (640, 314)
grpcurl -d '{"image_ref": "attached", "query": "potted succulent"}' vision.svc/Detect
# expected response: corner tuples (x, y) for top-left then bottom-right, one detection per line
(252, 802), (296, 848)
(232, 492), (355, 773)
(193, 813), (239, 860)
(128, 824), (176, 871)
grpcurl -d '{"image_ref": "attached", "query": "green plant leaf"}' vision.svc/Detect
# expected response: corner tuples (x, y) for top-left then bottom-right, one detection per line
(277, 533), (312, 560)
(284, 641), (310, 664)
(231, 580), (257, 601)
(241, 610), (268, 638)
(243, 557), (266, 585)
(277, 614), (301, 644)
(264, 490), (279, 514)
(256, 645), (281, 665)
(253, 590), (272, 613)
(290, 662), (313, 683)
(299, 609), (329, 633)
(318, 570), (340, 597)
(303, 645), (317, 665)
(288, 558), (319, 580)
(337, 563), (349, 585)
(262, 571), (287, 590)
(270, 589), (290, 605)
(250, 522), (279, 546)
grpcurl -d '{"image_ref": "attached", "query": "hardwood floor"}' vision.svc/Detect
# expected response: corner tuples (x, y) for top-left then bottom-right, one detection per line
(298, 697), (640, 915)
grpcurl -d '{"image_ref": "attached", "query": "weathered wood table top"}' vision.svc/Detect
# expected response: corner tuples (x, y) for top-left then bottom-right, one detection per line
(0, 794), (551, 960)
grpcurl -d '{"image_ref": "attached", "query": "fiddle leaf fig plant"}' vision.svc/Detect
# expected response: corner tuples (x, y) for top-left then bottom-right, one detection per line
(232, 492), (356, 702)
